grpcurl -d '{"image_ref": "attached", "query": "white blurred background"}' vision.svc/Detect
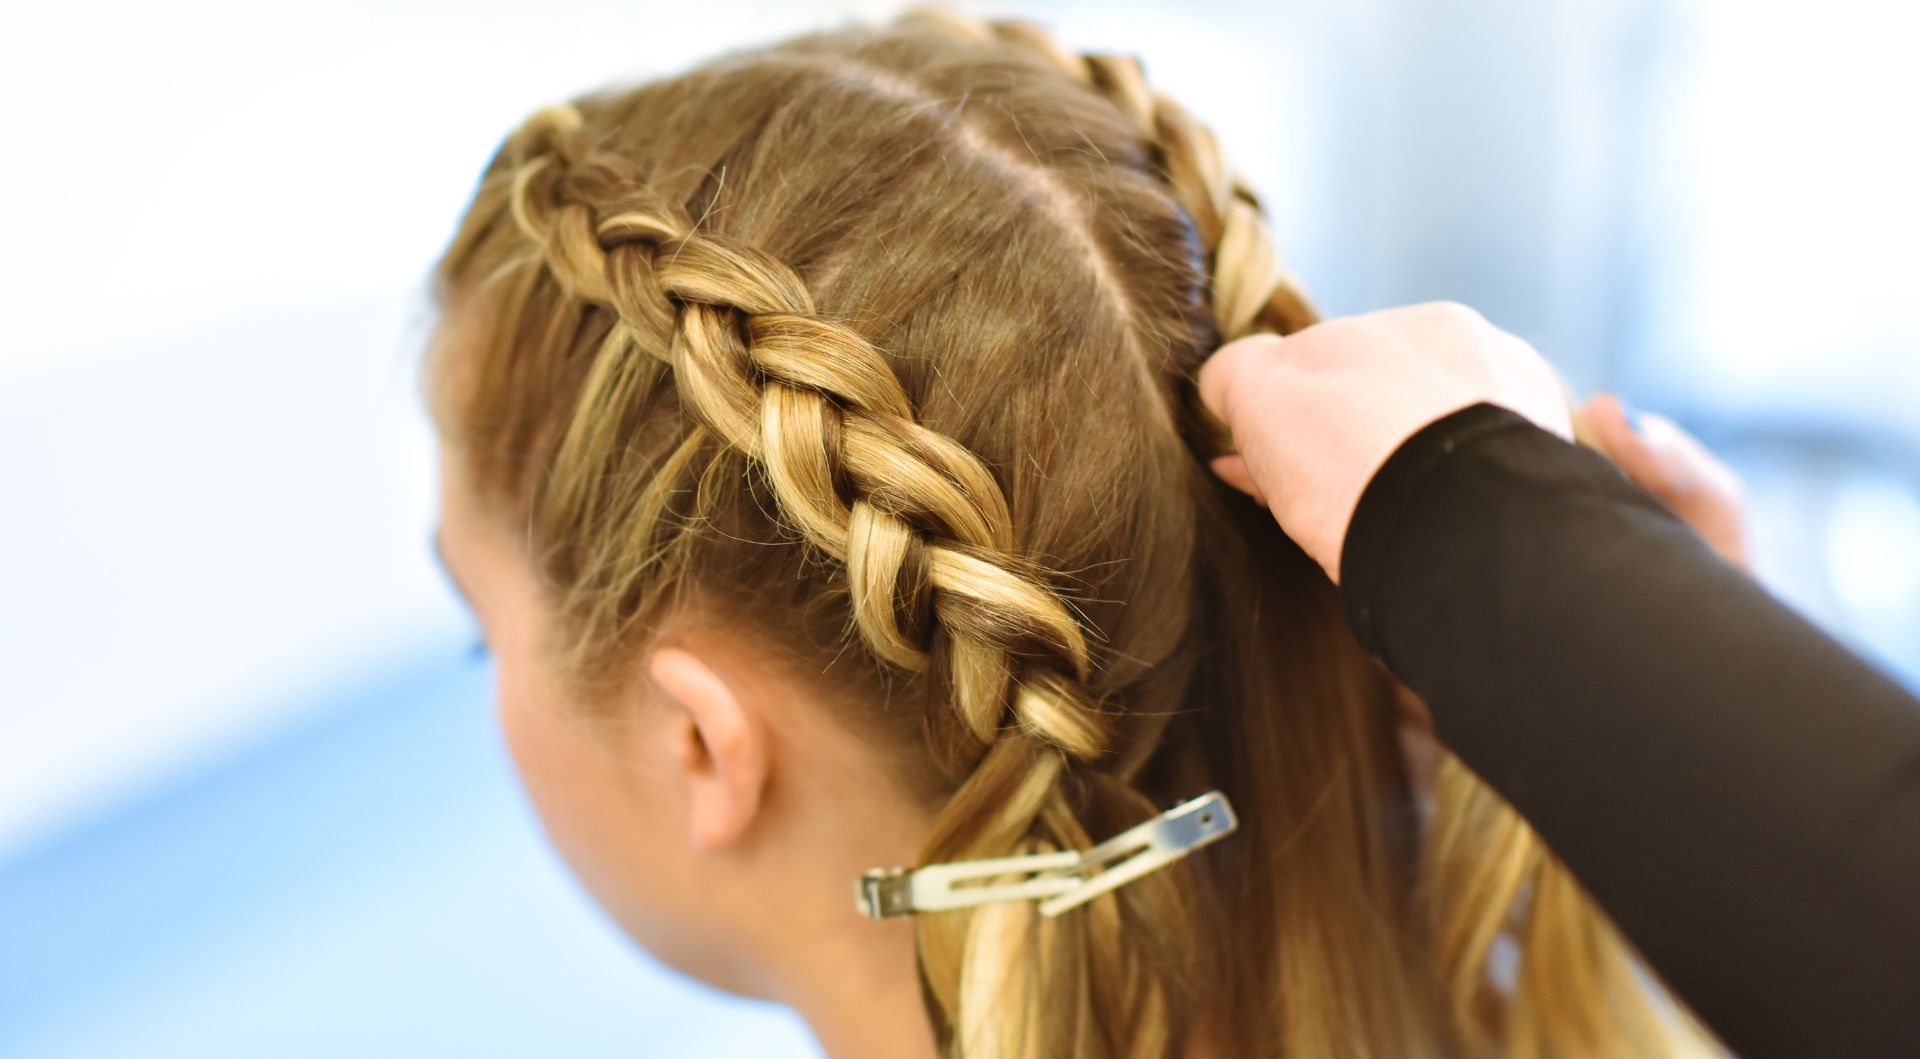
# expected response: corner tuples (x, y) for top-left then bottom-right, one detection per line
(1, 1), (1915, 1055)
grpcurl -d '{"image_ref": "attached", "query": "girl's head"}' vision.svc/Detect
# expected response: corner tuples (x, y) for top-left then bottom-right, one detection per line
(427, 11), (1702, 1058)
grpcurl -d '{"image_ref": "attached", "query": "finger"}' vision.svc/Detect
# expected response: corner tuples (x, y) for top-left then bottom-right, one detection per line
(1639, 412), (1737, 502)
(1209, 454), (1270, 506)
(1196, 333), (1286, 430)
(1583, 393), (1680, 503)
(1581, 392), (1637, 461)
(1587, 395), (1753, 569)
(1637, 412), (1752, 567)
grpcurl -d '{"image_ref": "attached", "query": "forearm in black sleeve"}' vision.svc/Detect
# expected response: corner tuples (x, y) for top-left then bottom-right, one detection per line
(1339, 401), (1920, 1059)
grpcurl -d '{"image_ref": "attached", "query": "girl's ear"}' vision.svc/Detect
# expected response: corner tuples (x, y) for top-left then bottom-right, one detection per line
(646, 645), (771, 853)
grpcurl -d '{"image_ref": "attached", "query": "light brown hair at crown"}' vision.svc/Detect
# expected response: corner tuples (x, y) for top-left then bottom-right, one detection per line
(426, 9), (1717, 1058)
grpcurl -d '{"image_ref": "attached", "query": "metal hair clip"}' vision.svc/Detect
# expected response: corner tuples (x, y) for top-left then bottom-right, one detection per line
(855, 790), (1238, 920)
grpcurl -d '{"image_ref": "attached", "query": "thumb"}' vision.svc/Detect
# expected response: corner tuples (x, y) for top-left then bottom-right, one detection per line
(1197, 333), (1287, 435)
(1209, 454), (1270, 506)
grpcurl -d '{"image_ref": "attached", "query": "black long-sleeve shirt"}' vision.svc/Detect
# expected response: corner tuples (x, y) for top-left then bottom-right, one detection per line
(1338, 402), (1920, 1059)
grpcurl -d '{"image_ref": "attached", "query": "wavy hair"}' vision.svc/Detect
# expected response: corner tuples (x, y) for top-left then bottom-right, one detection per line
(425, 10), (1709, 1057)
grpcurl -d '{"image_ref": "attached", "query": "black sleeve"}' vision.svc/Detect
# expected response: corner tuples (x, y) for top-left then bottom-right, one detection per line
(1339, 401), (1920, 1059)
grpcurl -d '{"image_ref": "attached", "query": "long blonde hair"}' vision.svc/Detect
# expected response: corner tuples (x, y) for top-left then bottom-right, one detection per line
(426, 10), (1709, 1056)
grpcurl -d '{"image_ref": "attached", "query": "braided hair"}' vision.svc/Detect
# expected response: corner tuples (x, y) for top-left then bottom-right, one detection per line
(428, 11), (1713, 1058)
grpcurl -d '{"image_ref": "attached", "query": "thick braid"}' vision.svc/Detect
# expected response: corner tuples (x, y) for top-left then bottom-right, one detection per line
(505, 108), (1106, 768)
(501, 98), (1183, 1058)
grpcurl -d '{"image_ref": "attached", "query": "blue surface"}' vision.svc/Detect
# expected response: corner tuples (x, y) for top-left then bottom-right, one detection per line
(0, 650), (820, 1058)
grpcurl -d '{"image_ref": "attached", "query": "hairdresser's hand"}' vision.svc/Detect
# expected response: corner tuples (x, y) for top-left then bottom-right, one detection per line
(1197, 302), (1573, 582)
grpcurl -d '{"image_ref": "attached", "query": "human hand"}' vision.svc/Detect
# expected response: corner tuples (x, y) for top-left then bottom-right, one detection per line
(1197, 301), (1573, 582)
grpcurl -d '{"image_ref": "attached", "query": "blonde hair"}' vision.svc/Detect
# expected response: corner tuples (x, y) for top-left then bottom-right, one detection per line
(426, 11), (1712, 1057)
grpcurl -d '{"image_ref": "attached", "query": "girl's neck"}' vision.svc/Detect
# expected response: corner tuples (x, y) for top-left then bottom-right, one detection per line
(780, 916), (938, 1059)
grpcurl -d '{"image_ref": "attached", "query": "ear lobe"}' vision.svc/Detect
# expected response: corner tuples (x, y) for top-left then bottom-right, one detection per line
(647, 645), (768, 853)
